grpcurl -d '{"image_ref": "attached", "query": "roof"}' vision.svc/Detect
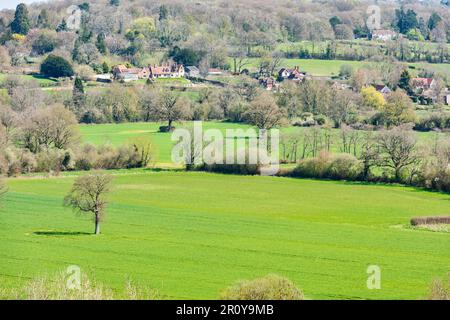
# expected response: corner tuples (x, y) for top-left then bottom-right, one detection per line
(372, 29), (397, 36)
(412, 78), (434, 87)
(374, 84), (391, 92)
(150, 63), (183, 76)
(186, 66), (199, 72)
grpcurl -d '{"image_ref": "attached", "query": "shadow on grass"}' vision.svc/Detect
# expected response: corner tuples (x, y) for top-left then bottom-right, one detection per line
(33, 231), (92, 237)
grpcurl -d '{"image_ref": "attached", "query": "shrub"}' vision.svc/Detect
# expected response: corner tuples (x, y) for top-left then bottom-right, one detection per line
(328, 154), (362, 180)
(35, 148), (72, 174)
(411, 216), (450, 226)
(0, 271), (160, 300)
(1, 147), (37, 176)
(292, 152), (362, 181)
(195, 163), (260, 175)
(159, 126), (174, 132)
(220, 274), (304, 300)
(292, 152), (333, 179)
(40, 55), (74, 78)
(414, 113), (448, 132)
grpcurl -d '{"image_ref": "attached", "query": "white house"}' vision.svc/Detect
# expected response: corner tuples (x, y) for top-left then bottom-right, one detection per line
(371, 29), (397, 41)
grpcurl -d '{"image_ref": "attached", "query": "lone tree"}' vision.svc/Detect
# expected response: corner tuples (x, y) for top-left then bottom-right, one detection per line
(40, 55), (74, 78)
(64, 173), (113, 235)
(11, 3), (30, 35)
(151, 91), (189, 132)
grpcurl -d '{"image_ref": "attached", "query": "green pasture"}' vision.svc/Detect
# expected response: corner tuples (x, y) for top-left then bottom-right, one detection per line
(1, 170), (449, 299)
(79, 121), (447, 164)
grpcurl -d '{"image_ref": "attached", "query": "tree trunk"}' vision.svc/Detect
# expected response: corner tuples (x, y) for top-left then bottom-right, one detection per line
(395, 168), (401, 182)
(94, 214), (100, 235)
(168, 119), (173, 131)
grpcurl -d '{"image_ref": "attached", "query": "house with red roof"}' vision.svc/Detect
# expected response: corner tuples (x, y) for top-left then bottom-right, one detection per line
(149, 63), (185, 79)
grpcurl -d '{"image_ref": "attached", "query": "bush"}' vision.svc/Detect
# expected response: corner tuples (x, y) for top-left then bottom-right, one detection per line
(195, 163), (261, 175)
(0, 147), (37, 176)
(411, 216), (450, 226)
(292, 152), (362, 181)
(414, 113), (448, 132)
(35, 148), (74, 174)
(328, 154), (362, 180)
(220, 274), (304, 300)
(0, 271), (160, 300)
(159, 126), (174, 132)
(40, 55), (74, 78)
(292, 152), (332, 179)
(74, 143), (151, 171)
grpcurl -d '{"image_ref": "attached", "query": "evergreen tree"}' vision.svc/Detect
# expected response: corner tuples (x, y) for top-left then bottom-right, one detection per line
(395, 8), (419, 34)
(10, 3), (30, 35)
(72, 77), (85, 108)
(159, 5), (168, 21)
(398, 69), (412, 95)
(102, 61), (110, 74)
(37, 9), (50, 28)
(78, 14), (92, 42)
(96, 34), (107, 54)
(329, 16), (342, 31)
(40, 55), (74, 78)
(428, 13), (442, 31)
(56, 19), (68, 32)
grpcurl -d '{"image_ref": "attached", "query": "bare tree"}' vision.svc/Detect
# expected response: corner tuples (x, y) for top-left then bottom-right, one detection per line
(64, 173), (113, 235)
(243, 91), (286, 130)
(21, 105), (80, 153)
(151, 92), (189, 131)
(377, 127), (419, 182)
(359, 131), (379, 181)
(130, 137), (155, 167)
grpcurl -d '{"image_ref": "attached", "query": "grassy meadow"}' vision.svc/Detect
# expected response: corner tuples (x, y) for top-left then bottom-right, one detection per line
(79, 121), (448, 164)
(1, 121), (449, 300)
(1, 170), (450, 299)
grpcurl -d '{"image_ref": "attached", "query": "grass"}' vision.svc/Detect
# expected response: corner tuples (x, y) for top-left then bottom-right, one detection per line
(79, 121), (449, 164)
(80, 121), (254, 164)
(1, 170), (450, 299)
(237, 58), (450, 78)
(0, 73), (58, 87)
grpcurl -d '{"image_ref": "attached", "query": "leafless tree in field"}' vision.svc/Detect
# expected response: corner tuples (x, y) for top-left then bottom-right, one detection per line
(64, 173), (113, 235)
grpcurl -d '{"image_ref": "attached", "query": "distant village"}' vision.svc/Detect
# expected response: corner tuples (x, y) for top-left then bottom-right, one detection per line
(104, 56), (449, 107)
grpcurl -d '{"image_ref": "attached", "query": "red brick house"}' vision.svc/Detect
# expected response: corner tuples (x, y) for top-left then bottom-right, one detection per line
(149, 63), (185, 79)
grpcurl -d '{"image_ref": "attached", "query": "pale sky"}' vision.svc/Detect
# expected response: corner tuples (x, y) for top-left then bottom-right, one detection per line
(0, 0), (42, 10)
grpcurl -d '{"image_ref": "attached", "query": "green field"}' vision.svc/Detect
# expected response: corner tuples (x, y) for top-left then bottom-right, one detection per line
(1, 169), (450, 299)
(238, 58), (450, 78)
(2, 121), (450, 300)
(80, 122), (254, 164)
(0, 73), (59, 87)
(79, 121), (447, 164)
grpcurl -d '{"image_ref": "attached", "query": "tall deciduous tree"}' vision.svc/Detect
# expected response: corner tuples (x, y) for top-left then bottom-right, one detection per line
(64, 173), (113, 235)
(243, 91), (286, 130)
(377, 127), (419, 182)
(151, 92), (189, 131)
